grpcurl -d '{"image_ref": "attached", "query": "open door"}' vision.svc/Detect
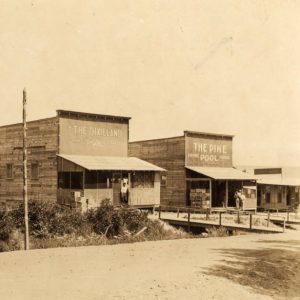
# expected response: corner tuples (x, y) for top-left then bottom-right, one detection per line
(242, 186), (257, 210)
(112, 173), (121, 205)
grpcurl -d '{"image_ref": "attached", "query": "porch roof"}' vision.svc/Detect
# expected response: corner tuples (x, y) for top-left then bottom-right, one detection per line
(58, 154), (165, 172)
(186, 166), (256, 180)
(257, 177), (300, 186)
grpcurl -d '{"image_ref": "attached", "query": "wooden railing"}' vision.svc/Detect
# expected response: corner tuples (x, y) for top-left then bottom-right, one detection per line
(157, 205), (286, 233)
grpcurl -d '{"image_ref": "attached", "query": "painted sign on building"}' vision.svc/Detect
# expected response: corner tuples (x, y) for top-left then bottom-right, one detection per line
(185, 134), (232, 167)
(59, 118), (128, 156)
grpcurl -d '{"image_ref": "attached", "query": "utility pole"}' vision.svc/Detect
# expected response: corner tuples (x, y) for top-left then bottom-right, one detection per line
(23, 88), (30, 250)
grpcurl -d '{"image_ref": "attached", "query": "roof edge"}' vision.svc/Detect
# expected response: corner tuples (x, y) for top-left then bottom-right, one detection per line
(57, 110), (131, 122)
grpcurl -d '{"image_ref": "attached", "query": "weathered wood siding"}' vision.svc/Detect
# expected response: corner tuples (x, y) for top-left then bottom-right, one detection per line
(129, 137), (186, 207)
(0, 117), (59, 207)
(258, 184), (288, 210)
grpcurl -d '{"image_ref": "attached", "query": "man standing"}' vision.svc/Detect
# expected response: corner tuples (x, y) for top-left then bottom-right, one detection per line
(234, 190), (242, 210)
(240, 190), (246, 210)
(121, 180), (129, 205)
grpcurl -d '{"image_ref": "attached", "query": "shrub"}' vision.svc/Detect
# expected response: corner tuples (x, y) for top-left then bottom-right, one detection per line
(86, 200), (124, 237)
(0, 199), (197, 252)
(48, 207), (90, 236)
(119, 209), (148, 232)
(0, 210), (24, 252)
(0, 210), (13, 241)
(10, 201), (91, 238)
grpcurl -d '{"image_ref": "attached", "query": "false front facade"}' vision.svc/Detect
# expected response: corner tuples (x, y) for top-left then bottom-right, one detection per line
(0, 110), (163, 210)
(129, 131), (256, 210)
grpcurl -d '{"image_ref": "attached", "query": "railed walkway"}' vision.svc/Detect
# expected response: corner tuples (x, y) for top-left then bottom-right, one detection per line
(159, 209), (285, 233)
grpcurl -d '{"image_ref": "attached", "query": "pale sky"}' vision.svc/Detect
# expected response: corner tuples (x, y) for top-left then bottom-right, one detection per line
(0, 0), (299, 167)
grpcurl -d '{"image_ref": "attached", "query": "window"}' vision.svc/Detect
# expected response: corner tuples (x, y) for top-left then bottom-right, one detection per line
(58, 172), (83, 189)
(58, 172), (70, 189)
(6, 164), (13, 179)
(85, 171), (111, 189)
(132, 172), (154, 188)
(31, 163), (39, 180)
(71, 172), (83, 189)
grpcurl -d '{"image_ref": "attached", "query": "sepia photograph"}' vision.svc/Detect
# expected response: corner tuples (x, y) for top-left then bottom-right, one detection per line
(0, 1), (299, 299)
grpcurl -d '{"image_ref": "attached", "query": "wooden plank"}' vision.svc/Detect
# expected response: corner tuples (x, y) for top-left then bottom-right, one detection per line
(0, 117), (59, 205)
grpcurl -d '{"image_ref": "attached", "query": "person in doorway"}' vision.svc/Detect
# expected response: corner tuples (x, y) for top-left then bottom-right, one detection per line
(240, 190), (246, 210)
(121, 181), (129, 205)
(234, 189), (242, 210)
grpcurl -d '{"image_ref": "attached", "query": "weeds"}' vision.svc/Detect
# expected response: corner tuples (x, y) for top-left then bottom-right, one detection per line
(0, 200), (186, 252)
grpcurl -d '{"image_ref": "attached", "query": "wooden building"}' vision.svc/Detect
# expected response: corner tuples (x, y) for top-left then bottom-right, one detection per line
(0, 110), (163, 210)
(254, 168), (300, 210)
(129, 131), (257, 210)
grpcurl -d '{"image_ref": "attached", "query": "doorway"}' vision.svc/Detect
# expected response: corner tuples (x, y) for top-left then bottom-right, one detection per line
(228, 181), (242, 207)
(211, 180), (227, 207)
(112, 173), (122, 205)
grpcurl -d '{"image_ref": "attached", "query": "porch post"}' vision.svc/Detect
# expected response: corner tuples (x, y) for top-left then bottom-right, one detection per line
(83, 169), (85, 190)
(209, 179), (212, 208)
(225, 180), (229, 208)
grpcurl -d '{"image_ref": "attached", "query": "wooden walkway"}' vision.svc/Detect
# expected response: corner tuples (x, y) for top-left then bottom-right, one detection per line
(159, 210), (285, 233)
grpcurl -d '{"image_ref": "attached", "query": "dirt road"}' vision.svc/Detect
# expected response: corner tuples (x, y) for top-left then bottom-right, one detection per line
(0, 227), (299, 300)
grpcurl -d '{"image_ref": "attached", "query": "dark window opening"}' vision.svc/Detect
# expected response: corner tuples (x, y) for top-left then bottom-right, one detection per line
(58, 172), (83, 189)
(6, 164), (13, 179)
(31, 163), (39, 180)
(85, 171), (111, 189)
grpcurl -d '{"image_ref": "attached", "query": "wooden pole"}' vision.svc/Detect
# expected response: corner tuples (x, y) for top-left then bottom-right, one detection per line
(23, 88), (30, 250)
(249, 213), (253, 230)
(187, 209), (191, 232)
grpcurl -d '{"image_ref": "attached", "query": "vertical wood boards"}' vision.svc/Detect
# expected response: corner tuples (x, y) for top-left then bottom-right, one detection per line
(0, 117), (59, 207)
(129, 136), (186, 207)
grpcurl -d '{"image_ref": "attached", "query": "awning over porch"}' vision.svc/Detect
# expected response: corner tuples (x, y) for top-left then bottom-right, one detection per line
(58, 154), (165, 172)
(185, 166), (256, 180)
(257, 177), (300, 186)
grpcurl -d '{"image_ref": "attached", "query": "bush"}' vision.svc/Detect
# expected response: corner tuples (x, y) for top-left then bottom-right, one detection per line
(10, 201), (90, 238)
(119, 209), (148, 232)
(86, 200), (123, 237)
(0, 210), (13, 241)
(0, 199), (193, 252)
(0, 211), (24, 252)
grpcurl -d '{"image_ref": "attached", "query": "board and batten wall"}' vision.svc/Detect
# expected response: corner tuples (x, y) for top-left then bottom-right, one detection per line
(129, 137), (186, 207)
(0, 117), (59, 208)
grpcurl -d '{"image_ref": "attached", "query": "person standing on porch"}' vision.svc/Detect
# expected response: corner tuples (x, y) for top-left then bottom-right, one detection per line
(240, 190), (246, 210)
(121, 181), (129, 204)
(234, 190), (241, 210)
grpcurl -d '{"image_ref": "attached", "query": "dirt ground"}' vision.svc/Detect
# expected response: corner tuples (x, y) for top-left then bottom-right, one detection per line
(0, 226), (299, 300)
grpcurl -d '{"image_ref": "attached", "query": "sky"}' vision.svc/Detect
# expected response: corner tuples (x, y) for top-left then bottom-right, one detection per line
(0, 0), (299, 167)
